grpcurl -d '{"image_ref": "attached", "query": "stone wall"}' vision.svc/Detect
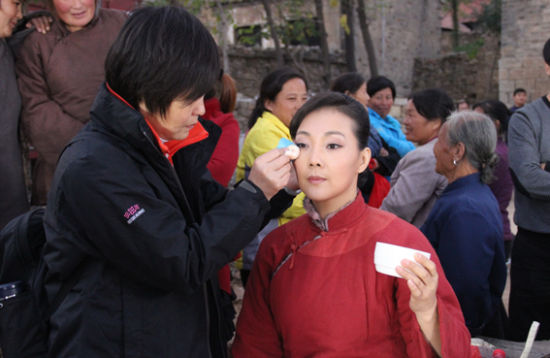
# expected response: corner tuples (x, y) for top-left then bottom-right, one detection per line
(499, 0), (550, 106)
(205, 0), (441, 101)
(412, 32), (500, 103)
(355, 0), (441, 95)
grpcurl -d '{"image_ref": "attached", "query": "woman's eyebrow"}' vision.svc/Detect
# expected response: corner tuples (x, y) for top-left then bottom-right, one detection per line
(295, 130), (311, 136)
(325, 131), (345, 138)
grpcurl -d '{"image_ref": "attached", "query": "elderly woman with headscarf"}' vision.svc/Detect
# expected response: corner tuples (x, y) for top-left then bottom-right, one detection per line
(421, 111), (507, 338)
(16, 0), (127, 204)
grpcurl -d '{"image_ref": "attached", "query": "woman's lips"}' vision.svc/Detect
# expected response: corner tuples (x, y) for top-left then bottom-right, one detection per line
(307, 176), (326, 184)
(71, 11), (88, 18)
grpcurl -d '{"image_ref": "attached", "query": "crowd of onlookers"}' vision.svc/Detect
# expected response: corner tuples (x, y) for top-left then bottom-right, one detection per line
(1, 1), (549, 357)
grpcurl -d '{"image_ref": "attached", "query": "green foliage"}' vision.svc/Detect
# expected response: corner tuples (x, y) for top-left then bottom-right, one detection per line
(234, 24), (264, 47)
(477, 0), (501, 34)
(279, 17), (319, 46)
(455, 37), (485, 59)
(271, 0), (320, 47)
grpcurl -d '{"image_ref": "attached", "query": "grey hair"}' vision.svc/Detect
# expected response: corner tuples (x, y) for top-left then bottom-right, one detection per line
(444, 111), (498, 184)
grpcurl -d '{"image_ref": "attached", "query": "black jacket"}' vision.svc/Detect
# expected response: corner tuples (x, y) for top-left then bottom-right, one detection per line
(43, 84), (289, 357)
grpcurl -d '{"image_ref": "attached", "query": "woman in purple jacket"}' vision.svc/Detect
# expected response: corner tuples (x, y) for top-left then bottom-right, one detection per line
(473, 100), (514, 260)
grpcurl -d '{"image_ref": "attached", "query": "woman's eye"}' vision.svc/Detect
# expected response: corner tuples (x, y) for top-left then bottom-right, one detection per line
(295, 142), (306, 149)
(327, 143), (341, 149)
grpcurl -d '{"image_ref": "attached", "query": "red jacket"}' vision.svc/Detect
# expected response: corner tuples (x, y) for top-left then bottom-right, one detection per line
(233, 194), (471, 357)
(203, 98), (240, 187)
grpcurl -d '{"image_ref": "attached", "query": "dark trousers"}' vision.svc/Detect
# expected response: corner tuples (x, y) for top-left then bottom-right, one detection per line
(508, 227), (550, 341)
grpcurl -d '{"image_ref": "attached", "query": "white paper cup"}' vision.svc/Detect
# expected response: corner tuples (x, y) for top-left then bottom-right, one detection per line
(374, 242), (431, 278)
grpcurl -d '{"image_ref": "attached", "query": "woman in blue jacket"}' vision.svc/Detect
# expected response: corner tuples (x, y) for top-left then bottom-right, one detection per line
(366, 75), (415, 158)
(421, 111), (507, 338)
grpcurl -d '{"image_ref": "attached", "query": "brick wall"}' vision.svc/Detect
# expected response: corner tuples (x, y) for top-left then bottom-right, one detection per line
(412, 32), (500, 103)
(499, 0), (550, 106)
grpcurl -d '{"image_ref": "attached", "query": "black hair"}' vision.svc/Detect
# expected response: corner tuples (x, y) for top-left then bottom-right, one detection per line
(409, 88), (455, 124)
(366, 75), (396, 98)
(544, 38), (550, 65)
(330, 72), (366, 95)
(513, 88), (526, 96)
(472, 100), (510, 136)
(105, 6), (219, 116)
(290, 92), (370, 150)
(248, 67), (308, 129)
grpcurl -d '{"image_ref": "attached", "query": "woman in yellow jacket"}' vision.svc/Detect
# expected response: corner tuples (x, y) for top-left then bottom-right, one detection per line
(237, 67), (308, 285)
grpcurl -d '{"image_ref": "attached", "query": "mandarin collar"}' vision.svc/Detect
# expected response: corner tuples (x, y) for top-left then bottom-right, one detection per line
(304, 193), (368, 232)
(444, 172), (482, 194)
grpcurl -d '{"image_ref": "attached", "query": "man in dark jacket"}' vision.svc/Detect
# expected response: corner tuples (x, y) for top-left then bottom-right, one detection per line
(507, 38), (550, 341)
(43, 6), (297, 357)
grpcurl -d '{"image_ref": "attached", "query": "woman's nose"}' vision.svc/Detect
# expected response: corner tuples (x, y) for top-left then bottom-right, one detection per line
(194, 98), (206, 116)
(308, 148), (322, 167)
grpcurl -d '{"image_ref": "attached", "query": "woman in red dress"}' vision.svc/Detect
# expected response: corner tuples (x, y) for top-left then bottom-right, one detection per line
(233, 92), (472, 357)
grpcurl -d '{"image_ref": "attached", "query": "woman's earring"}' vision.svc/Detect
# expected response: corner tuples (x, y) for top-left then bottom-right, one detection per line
(453, 159), (458, 166)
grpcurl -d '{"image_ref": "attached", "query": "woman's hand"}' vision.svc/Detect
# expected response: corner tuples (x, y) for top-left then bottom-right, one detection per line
(248, 148), (292, 200)
(397, 253), (438, 317)
(26, 15), (52, 34)
(396, 253), (442, 356)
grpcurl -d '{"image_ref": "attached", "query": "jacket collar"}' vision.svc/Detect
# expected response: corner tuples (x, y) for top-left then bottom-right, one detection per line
(90, 83), (149, 147)
(144, 118), (209, 166)
(304, 193), (368, 232)
(368, 107), (397, 123)
(444, 172), (482, 194)
(93, 83), (213, 161)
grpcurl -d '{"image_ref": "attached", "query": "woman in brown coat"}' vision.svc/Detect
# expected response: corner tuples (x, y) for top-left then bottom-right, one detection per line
(16, 0), (126, 204)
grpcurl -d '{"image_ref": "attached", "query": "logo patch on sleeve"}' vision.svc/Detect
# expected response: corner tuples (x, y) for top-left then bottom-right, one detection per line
(124, 204), (146, 224)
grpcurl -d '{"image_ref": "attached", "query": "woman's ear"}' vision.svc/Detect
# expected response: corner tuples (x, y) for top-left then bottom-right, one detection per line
(357, 147), (372, 174)
(264, 99), (273, 112)
(454, 142), (466, 161)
